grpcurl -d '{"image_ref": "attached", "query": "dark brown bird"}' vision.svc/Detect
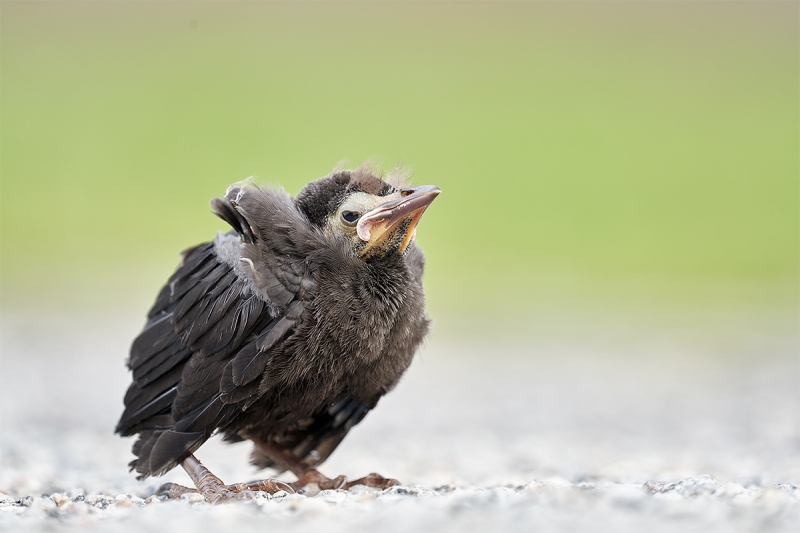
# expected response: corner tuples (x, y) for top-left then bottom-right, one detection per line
(115, 166), (440, 502)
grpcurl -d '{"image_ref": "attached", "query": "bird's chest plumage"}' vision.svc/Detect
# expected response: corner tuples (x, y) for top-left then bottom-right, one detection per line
(238, 259), (424, 433)
(296, 262), (415, 389)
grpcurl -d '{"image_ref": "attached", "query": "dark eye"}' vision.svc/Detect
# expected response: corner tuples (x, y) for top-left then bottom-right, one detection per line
(341, 210), (360, 225)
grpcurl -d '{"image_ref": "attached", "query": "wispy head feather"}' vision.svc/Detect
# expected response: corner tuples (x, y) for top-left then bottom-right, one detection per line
(349, 160), (413, 190)
(386, 163), (413, 189)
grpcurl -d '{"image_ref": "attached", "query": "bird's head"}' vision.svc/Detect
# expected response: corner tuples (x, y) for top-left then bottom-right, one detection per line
(295, 167), (440, 261)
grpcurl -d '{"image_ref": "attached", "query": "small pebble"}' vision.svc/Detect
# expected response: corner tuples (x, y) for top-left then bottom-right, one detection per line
(299, 483), (320, 497)
(50, 493), (70, 507)
(179, 492), (205, 504)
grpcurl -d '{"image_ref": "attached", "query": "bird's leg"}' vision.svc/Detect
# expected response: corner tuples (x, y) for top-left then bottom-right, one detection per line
(250, 439), (346, 490)
(155, 454), (295, 503)
(251, 438), (399, 491)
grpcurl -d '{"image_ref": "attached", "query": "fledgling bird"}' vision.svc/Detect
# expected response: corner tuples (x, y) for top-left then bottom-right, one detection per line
(115, 166), (440, 502)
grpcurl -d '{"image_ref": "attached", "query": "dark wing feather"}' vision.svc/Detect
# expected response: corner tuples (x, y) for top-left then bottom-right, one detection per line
(116, 244), (274, 476)
(146, 429), (206, 475)
(229, 301), (305, 388)
(130, 336), (193, 389)
(210, 195), (255, 244)
(118, 186), (324, 479)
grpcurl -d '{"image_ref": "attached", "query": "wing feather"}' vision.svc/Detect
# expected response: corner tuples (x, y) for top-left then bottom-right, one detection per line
(118, 186), (323, 478)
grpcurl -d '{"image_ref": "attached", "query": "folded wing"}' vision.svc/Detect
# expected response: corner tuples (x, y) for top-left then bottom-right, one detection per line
(116, 186), (320, 478)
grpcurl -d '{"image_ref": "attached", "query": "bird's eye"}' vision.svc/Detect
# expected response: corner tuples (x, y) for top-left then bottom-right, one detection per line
(341, 210), (360, 225)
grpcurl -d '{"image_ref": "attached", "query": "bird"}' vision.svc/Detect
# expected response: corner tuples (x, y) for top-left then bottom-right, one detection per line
(115, 165), (440, 502)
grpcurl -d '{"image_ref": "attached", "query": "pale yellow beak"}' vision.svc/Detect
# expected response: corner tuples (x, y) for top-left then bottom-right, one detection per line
(356, 185), (441, 256)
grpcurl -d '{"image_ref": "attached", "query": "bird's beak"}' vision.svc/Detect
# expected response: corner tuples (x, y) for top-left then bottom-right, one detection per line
(356, 185), (441, 256)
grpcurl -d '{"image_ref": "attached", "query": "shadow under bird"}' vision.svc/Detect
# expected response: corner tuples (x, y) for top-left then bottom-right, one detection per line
(115, 167), (440, 502)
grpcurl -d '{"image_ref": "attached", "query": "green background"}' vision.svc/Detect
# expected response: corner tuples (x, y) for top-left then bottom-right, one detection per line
(1, 1), (797, 336)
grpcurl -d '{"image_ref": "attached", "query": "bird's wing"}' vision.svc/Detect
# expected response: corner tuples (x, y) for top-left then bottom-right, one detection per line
(117, 186), (326, 478)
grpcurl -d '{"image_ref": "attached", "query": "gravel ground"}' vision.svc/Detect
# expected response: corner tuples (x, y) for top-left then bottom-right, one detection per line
(1, 308), (798, 532)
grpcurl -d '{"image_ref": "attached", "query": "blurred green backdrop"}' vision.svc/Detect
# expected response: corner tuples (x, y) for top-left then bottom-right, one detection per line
(1, 1), (797, 333)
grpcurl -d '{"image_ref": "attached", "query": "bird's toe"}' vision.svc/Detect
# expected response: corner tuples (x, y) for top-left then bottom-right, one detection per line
(344, 472), (400, 490)
(154, 482), (198, 500)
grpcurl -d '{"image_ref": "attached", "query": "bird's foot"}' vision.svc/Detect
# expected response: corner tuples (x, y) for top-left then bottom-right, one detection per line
(290, 469), (399, 492)
(170, 454), (295, 503)
(155, 478), (295, 504)
(247, 437), (401, 492)
(290, 469), (347, 491)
